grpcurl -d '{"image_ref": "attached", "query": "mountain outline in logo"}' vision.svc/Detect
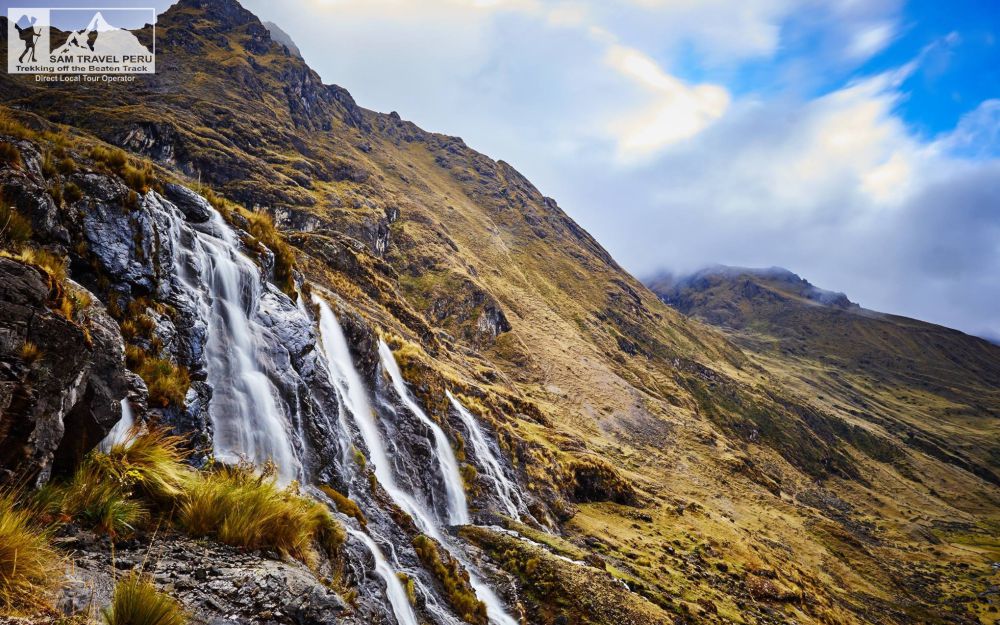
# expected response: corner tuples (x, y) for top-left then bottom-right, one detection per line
(7, 7), (155, 75)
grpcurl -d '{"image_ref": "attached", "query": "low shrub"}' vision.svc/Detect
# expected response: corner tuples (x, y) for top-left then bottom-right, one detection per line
(0, 201), (32, 246)
(0, 142), (21, 166)
(180, 465), (344, 568)
(319, 485), (367, 528)
(103, 572), (187, 625)
(412, 534), (487, 625)
(0, 492), (62, 611)
(126, 346), (190, 408)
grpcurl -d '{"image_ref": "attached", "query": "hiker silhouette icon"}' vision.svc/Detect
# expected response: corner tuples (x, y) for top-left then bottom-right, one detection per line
(13, 16), (41, 64)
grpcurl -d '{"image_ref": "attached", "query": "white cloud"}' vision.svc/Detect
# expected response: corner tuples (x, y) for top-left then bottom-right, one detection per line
(604, 45), (730, 161)
(846, 21), (897, 60)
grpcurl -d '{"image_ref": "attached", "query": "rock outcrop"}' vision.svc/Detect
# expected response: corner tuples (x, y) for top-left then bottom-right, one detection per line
(0, 257), (130, 484)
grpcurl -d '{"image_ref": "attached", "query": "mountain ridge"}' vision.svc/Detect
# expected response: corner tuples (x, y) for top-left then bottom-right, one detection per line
(1, 2), (999, 624)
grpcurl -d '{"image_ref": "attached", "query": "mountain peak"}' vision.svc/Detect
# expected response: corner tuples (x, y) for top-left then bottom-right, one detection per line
(263, 21), (302, 59)
(649, 264), (856, 310)
(167, 0), (261, 29)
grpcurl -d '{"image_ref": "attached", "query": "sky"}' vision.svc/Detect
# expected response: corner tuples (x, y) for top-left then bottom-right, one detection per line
(8, 0), (998, 338)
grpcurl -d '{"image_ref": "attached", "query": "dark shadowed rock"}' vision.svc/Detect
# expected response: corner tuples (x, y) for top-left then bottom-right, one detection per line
(0, 258), (130, 484)
(165, 182), (213, 223)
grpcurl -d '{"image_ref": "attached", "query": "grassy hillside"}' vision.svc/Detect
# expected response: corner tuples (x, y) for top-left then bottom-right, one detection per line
(2, 2), (999, 623)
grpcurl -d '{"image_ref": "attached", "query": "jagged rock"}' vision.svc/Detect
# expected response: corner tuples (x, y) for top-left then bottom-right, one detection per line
(81, 182), (175, 298)
(476, 305), (512, 340)
(0, 258), (130, 484)
(0, 143), (71, 244)
(165, 182), (213, 223)
(60, 530), (359, 625)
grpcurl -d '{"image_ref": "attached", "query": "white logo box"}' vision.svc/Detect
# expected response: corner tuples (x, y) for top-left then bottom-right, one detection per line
(8, 7), (155, 74)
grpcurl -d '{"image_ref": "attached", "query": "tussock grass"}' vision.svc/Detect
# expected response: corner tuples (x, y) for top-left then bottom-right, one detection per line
(89, 145), (158, 193)
(412, 534), (487, 625)
(62, 462), (149, 537)
(0, 110), (32, 139)
(319, 485), (367, 528)
(0, 142), (21, 166)
(244, 209), (296, 297)
(0, 201), (32, 246)
(181, 465), (344, 568)
(18, 341), (41, 364)
(92, 428), (191, 504)
(46, 427), (186, 538)
(125, 346), (191, 408)
(103, 572), (187, 625)
(0, 491), (63, 612)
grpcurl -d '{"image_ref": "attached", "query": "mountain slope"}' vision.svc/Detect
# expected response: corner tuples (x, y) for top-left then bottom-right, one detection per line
(2, 3), (999, 625)
(649, 265), (1000, 489)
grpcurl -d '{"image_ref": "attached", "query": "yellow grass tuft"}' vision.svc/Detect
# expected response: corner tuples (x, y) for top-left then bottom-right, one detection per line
(0, 491), (63, 612)
(180, 465), (344, 568)
(103, 572), (187, 625)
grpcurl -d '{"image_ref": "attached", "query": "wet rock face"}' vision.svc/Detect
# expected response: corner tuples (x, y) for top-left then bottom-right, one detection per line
(164, 182), (213, 223)
(0, 258), (130, 484)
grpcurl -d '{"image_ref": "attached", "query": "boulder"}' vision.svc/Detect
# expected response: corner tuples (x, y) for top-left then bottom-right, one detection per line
(164, 182), (213, 223)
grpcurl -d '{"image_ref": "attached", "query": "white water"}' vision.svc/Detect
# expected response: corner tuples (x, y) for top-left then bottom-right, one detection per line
(378, 340), (469, 526)
(379, 341), (518, 625)
(447, 392), (523, 519)
(314, 300), (518, 625)
(347, 529), (420, 625)
(99, 399), (135, 452)
(314, 295), (432, 527)
(163, 203), (299, 481)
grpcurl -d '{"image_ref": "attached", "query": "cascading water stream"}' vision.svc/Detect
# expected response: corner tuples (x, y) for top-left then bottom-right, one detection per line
(314, 298), (518, 625)
(313, 295), (433, 527)
(347, 529), (420, 625)
(100, 399), (135, 452)
(447, 391), (523, 519)
(162, 203), (300, 481)
(378, 340), (469, 526)
(378, 341), (518, 625)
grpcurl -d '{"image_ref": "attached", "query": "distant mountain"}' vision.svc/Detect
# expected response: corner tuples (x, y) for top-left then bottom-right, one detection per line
(648, 264), (1000, 485)
(263, 20), (302, 58)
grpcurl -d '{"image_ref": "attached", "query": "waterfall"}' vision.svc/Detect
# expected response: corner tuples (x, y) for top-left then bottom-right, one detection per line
(99, 399), (135, 452)
(347, 529), (420, 625)
(314, 298), (519, 625)
(378, 341), (518, 625)
(313, 295), (434, 528)
(447, 392), (523, 519)
(159, 200), (300, 481)
(378, 340), (469, 526)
